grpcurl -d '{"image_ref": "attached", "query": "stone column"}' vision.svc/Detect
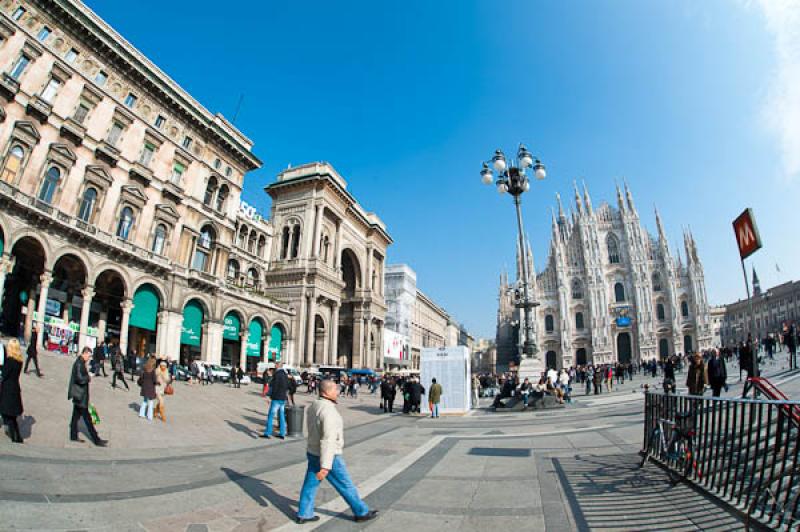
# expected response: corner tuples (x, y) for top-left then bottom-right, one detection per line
(306, 293), (317, 367)
(36, 271), (52, 347)
(239, 328), (248, 370)
(97, 312), (108, 344)
(330, 302), (340, 366)
(77, 286), (95, 352)
(312, 204), (323, 258)
(24, 296), (35, 344)
(155, 310), (169, 357)
(119, 299), (133, 357)
(366, 246), (374, 292)
(0, 258), (9, 308)
(376, 320), (384, 369)
(333, 221), (342, 270)
(352, 313), (364, 368)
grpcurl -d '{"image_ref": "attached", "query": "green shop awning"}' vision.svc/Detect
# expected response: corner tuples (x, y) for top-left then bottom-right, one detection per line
(267, 325), (283, 361)
(129, 285), (160, 332)
(181, 300), (204, 346)
(246, 320), (263, 358)
(223, 312), (241, 341)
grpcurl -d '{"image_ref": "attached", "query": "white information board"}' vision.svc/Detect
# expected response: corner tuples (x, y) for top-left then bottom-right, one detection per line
(420, 346), (471, 414)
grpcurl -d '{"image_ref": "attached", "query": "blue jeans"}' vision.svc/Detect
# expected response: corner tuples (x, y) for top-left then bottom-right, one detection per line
(431, 403), (439, 417)
(139, 398), (154, 420)
(264, 399), (286, 437)
(297, 453), (369, 519)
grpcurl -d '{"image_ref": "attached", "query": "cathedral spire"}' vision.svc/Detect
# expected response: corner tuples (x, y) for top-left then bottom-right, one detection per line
(573, 180), (583, 214)
(752, 267), (761, 296)
(556, 192), (565, 220)
(582, 180), (593, 215)
(615, 181), (625, 212)
(624, 179), (637, 216)
(655, 205), (666, 239)
(526, 238), (536, 283)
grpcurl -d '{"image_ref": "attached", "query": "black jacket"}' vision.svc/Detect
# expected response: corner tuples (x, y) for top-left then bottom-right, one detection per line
(0, 357), (23, 416)
(708, 356), (727, 383)
(269, 369), (290, 401)
(27, 331), (37, 356)
(380, 381), (396, 399)
(68, 357), (90, 408)
(409, 382), (423, 402)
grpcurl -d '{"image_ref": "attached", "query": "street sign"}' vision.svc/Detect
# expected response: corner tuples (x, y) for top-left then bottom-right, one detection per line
(733, 208), (762, 260)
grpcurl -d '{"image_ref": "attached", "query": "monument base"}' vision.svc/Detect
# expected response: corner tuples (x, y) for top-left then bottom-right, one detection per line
(517, 356), (544, 383)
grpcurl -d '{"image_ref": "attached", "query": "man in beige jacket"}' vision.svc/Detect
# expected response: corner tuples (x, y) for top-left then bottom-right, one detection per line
(295, 379), (378, 525)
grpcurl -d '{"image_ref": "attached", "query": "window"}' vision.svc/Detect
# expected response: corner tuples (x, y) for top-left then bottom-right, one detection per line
(545, 314), (555, 333)
(170, 162), (185, 184)
(1, 145), (25, 183)
(614, 282), (625, 303)
(258, 235), (266, 258)
(248, 232), (256, 253)
(152, 224), (167, 255)
(139, 142), (155, 166)
(607, 234), (621, 264)
(77, 187), (97, 222)
(213, 158), (221, 170)
(571, 279), (583, 300)
(106, 121), (124, 146)
(36, 26), (51, 42)
(154, 114), (165, 129)
(652, 272), (662, 292)
(11, 7), (25, 20)
(203, 177), (217, 206)
(247, 268), (257, 287)
(9, 54), (30, 80)
(65, 48), (79, 64)
(38, 166), (60, 204)
(215, 185), (228, 212)
(227, 260), (239, 280)
(94, 70), (107, 86)
(575, 312), (585, 330)
(681, 300), (689, 318)
(116, 206), (134, 240)
(657, 303), (665, 321)
(281, 226), (290, 259)
(182, 136), (193, 149)
(192, 226), (215, 272)
(124, 93), (137, 108)
(238, 228), (248, 249)
(40, 77), (61, 103)
(290, 225), (301, 259)
(72, 101), (91, 124)
(225, 166), (232, 177)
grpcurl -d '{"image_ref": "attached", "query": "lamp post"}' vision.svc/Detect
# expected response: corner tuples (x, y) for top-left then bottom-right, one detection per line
(481, 145), (547, 365)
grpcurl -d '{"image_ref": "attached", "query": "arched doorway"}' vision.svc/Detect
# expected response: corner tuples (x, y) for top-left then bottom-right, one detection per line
(180, 299), (205, 365)
(222, 311), (243, 368)
(1, 237), (46, 340)
(617, 332), (632, 364)
(684, 335), (694, 354)
(93, 270), (126, 352)
(546, 350), (557, 370)
(267, 323), (285, 363)
(338, 249), (361, 368)
(313, 315), (325, 365)
(246, 318), (265, 373)
(576, 348), (587, 366)
(659, 338), (669, 360)
(128, 284), (160, 358)
(45, 254), (88, 353)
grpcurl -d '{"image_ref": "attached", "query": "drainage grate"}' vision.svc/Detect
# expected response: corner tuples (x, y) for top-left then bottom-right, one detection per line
(469, 447), (531, 457)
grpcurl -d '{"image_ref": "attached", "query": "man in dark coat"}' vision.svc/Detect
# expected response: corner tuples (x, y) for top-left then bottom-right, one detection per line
(380, 378), (396, 413)
(707, 349), (727, 397)
(24, 325), (43, 377)
(741, 335), (759, 398)
(785, 324), (797, 370)
(409, 378), (424, 413)
(261, 362), (289, 439)
(68, 347), (106, 446)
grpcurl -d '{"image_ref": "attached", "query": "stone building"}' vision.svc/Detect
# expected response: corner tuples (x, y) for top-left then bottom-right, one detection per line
(721, 279), (800, 346)
(496, 183), (712, 371)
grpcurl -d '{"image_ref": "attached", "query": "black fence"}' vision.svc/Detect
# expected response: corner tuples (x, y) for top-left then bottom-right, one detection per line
(643, 392), (800, 530)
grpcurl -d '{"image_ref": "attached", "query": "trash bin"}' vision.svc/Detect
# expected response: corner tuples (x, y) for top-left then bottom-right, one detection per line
(286, 405), (305, 437)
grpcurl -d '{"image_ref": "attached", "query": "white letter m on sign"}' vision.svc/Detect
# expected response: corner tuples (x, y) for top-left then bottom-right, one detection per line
(738, 223), (755, 248)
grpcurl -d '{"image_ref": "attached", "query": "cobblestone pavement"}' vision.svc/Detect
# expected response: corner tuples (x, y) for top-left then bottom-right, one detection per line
(0, 349), (798, 531)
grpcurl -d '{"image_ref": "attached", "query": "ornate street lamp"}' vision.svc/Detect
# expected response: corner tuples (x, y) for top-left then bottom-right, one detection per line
(481, 145), (546, 364)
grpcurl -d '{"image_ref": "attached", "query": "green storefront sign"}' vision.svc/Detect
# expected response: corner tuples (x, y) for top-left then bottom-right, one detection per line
(246, 320), (263, 357)
(223, 313), (241, 341)
(129, 285), (160, 332)
(32, 311), (99, 337)
(267, 325), (283, 361)
(181, 300), (204, 346)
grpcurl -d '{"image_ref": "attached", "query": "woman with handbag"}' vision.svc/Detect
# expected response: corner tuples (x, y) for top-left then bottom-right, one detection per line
(1, 339), (25, 443)
(155, 360), (172, 423)
(138, 358), (158, 421)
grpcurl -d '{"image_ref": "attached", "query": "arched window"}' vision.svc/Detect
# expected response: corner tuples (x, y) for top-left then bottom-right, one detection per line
(216, 185), (229, 212)
(545, 314), (554, 332)
(571, 279), (583, 300)
(203, 177), (217, 206)
(1, 145), (25, 183)
(38, 166), (60, 203)
(575, 312), (584, 330)
(192, 225), (215, 272)
(657, 303), (665, 321)
(614, 282), (625, 303)
(77, 187), (97, 222)
(227, 259), (239, 280)
(238, 226), (248, 249)
(290, 225), (301, 259)
(248, 231), (257, 254)
(152, 224), (167, 255)
(116, 206), (134, 240)
(681, 300), (689, 318)
(652, 272), (662, 292)
(281, 226), (290, 259)
(247, 268), (258, 287)
(257, 235), (266, 258)
(321, 235), (330, 262)
(607, 234), (621, 264)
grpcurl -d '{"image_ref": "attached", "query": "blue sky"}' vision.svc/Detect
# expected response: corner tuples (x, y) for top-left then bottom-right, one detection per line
(86, 0), (800, 339)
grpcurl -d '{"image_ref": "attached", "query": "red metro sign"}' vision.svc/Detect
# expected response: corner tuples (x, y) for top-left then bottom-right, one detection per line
(732, 208), (762, 260)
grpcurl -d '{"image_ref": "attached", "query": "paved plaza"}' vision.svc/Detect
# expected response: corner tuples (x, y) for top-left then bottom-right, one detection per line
(0, 349), (797, 531)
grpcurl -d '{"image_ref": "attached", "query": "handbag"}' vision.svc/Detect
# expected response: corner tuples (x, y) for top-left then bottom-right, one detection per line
(89, 404), (100, 425)
(165, 383), (174, 395)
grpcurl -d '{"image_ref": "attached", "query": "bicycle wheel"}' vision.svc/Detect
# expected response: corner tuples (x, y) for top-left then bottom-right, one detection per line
(640, 427), (658, 468)
(668, 438), (690, 485)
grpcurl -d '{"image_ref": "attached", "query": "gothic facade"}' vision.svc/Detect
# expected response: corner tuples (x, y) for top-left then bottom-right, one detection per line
(496, 183), (712, 371)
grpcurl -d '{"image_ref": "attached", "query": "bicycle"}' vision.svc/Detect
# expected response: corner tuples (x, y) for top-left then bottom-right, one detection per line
(640, 410), (701, 485)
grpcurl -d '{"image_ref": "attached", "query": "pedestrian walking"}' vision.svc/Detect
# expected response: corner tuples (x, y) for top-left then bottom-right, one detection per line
(288, 374), (297, 406)
(154, 360), (171, 422)
(261, 361), (288, 439)
(295, 379), (378, 524)
(428, 378), (442, 418)
(707, 349), (727, 397)
(1, 339), (25, 443)
(741, 336), (759, 397)
(138, 358), (158, 421)
(472, 374), (480, 407)
(68, 347), (107, 446)
(593, 366), (602, 395)
(686, 353), (708, 396)
(380, 377), (395, 413)
(230, 365), (238, 388)
(111, 345), (129, 390)
(24, 325), (43, 377)
(784, 323), (797, 370)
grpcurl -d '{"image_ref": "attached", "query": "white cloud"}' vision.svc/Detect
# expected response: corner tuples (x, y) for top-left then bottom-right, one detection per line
(755, 0), (800, 180)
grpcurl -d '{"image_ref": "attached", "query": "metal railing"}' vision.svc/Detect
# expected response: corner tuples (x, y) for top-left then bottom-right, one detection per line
(643, 392), (800, 530)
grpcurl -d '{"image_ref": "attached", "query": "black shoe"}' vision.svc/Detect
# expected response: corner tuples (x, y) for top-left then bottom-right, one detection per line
(94, 439), (108, 447)
(70, 437), (83, 442)
(259, 434), (272, 439)
(295, 516), (320, 525)
(354, 510), (378, 522)
(276, 435), (285, 440)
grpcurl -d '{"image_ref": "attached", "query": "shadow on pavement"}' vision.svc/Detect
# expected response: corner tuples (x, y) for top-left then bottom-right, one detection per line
(225, 420), (260, 439)
(221, 467), (299, 520)
(18, 415), (36, 439)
